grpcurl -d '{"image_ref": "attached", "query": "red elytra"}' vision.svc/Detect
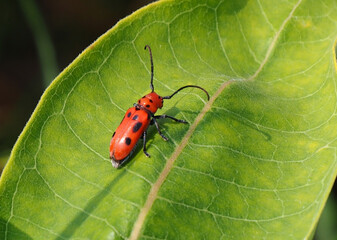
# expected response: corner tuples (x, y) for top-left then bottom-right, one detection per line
(109, 45), (209, 168)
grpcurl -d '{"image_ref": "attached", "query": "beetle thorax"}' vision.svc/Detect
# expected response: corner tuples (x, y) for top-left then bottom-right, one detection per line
(137, 92), (163, 114)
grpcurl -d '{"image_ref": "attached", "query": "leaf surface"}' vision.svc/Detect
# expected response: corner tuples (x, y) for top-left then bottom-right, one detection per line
(1, 0), (337, 239)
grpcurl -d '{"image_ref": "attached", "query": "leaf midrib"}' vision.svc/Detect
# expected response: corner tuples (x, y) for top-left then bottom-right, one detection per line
(128, 0), (303, 238)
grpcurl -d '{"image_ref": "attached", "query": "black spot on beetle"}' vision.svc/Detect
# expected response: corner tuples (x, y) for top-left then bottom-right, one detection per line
(125, 137), (131, 145)
(142, 96), (146, 98)
(127, 112), (131, 117)
(149, 99), (153, 103)
(138, 100), (141, 104)
(112, 132), (115, 138)
(132, 115), (138, 120)
(133, 122), (142, 132)
(146, 104), (150, 108)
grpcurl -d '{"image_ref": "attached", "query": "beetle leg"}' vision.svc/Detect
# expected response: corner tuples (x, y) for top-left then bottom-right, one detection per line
(154, 114), (188, 123)
(142, 131), (150, 157)
(152, 118), (168, 141)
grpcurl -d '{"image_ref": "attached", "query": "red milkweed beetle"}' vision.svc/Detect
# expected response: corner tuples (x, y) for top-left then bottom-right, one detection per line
(109, 45), (210, 168)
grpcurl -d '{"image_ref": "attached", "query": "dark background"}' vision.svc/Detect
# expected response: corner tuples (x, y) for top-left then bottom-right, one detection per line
(0, 0), (336, 239)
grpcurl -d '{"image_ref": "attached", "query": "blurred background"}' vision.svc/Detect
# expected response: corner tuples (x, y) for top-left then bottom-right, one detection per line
(0, 0), (336, 239)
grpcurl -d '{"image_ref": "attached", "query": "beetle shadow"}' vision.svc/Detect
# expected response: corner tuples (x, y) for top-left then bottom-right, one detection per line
(55, 170), (127, 240)
(0, 217), (33, 239)
(226, 110), (272, 141)
(171, 96), (272, 143)
(220, 0), (248, 15)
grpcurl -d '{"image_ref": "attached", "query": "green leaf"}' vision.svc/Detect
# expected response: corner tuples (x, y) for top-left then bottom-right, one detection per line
(1, 0), (337, 239)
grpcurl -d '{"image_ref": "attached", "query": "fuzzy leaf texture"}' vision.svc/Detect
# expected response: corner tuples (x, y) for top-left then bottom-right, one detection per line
(1, 0), (337, 239)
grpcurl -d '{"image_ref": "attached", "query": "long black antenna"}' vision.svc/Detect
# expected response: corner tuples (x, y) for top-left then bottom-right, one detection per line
(144, 45), (154, 92)
(162, 85), (210, 101)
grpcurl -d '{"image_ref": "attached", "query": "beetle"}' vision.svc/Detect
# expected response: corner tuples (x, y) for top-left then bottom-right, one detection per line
(109, 45), (209, 168)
